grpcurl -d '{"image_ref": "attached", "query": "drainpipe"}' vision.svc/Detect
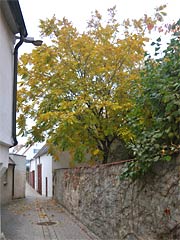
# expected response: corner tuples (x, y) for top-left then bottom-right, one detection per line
(12, 163), (15, 198)
(11, 35), (24, 147)
(11, 36), (42, 148)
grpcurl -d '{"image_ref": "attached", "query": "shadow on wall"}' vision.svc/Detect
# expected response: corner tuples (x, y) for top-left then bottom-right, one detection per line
(108, 139), (132, 163)
(54, 154), (180, 240)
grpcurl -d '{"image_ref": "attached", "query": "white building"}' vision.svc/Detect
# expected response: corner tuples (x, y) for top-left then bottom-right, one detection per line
(29, 145), (70, 197)
(0, 0), (27, 174)
(9, 153), (26, 199)
(1, 154), (26, 205)
(0, 1), (27, 238)
(11, 141), (44, 167)
(0, 158), (15, 206)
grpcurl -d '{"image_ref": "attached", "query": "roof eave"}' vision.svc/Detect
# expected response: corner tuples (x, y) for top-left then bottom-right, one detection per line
(34, 145), (48, 158)
(0, 0), (27, 37)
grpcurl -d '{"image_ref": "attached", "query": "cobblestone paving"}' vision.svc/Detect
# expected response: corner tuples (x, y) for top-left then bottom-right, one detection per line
(1, 183), (99, 240)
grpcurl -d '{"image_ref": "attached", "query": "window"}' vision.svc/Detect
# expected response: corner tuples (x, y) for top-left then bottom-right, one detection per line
(33, 149), (39, 154)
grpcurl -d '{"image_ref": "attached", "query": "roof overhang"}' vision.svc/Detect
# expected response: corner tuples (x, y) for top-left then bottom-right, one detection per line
(34, 145), (48, 159)
(0, 0), (27, 37)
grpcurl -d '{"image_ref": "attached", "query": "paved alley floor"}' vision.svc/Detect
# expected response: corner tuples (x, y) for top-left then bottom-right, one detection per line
(1, 183), (99, 240)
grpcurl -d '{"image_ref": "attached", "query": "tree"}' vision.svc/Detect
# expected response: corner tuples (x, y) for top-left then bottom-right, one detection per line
(122, 22), (180, 179)
(17, 6), (166, 164)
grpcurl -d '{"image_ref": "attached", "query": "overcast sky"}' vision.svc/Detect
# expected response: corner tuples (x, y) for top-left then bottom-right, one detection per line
(18, 0), (180, 53)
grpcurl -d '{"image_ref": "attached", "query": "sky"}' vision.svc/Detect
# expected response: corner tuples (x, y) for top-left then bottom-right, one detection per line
(18, 0), (180, 54)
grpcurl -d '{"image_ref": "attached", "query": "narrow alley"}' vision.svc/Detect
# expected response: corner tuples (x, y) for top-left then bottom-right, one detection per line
(1, 183), (99, 240)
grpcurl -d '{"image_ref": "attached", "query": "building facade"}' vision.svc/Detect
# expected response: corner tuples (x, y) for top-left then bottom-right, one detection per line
(1, 158), (15, 205)
(9, 153), (26, 199)
(29, 145), (70, 197)
(1, 154), (26, 205)
(0, 0), (27, 175)
(0, 1), (27, 238)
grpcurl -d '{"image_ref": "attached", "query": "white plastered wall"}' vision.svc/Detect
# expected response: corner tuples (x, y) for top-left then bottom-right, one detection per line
(40, 155), (52, 197)
(0, 10), (14, 148)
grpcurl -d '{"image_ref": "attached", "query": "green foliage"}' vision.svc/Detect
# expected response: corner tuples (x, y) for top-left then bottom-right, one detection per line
(121, 33), (180, 180)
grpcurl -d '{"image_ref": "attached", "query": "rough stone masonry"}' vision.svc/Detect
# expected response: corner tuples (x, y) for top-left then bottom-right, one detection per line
(54, 155), (180, 240)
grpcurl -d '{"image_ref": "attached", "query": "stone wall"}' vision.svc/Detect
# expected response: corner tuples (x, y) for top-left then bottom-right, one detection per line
(54, 156), (180, 240)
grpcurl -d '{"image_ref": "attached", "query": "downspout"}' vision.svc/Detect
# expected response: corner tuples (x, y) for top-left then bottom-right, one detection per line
(11, 36), (24, 147)
(12, 163), (15, 198)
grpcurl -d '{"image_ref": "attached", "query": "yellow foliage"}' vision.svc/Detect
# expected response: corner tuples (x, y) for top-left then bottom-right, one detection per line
(92, 149), (100, 156)
(17, 6), (166, 164)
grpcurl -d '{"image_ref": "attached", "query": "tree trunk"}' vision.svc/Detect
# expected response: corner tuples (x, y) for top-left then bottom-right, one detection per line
(102, 142), (110, 164)
(99, 137), (116, 164)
